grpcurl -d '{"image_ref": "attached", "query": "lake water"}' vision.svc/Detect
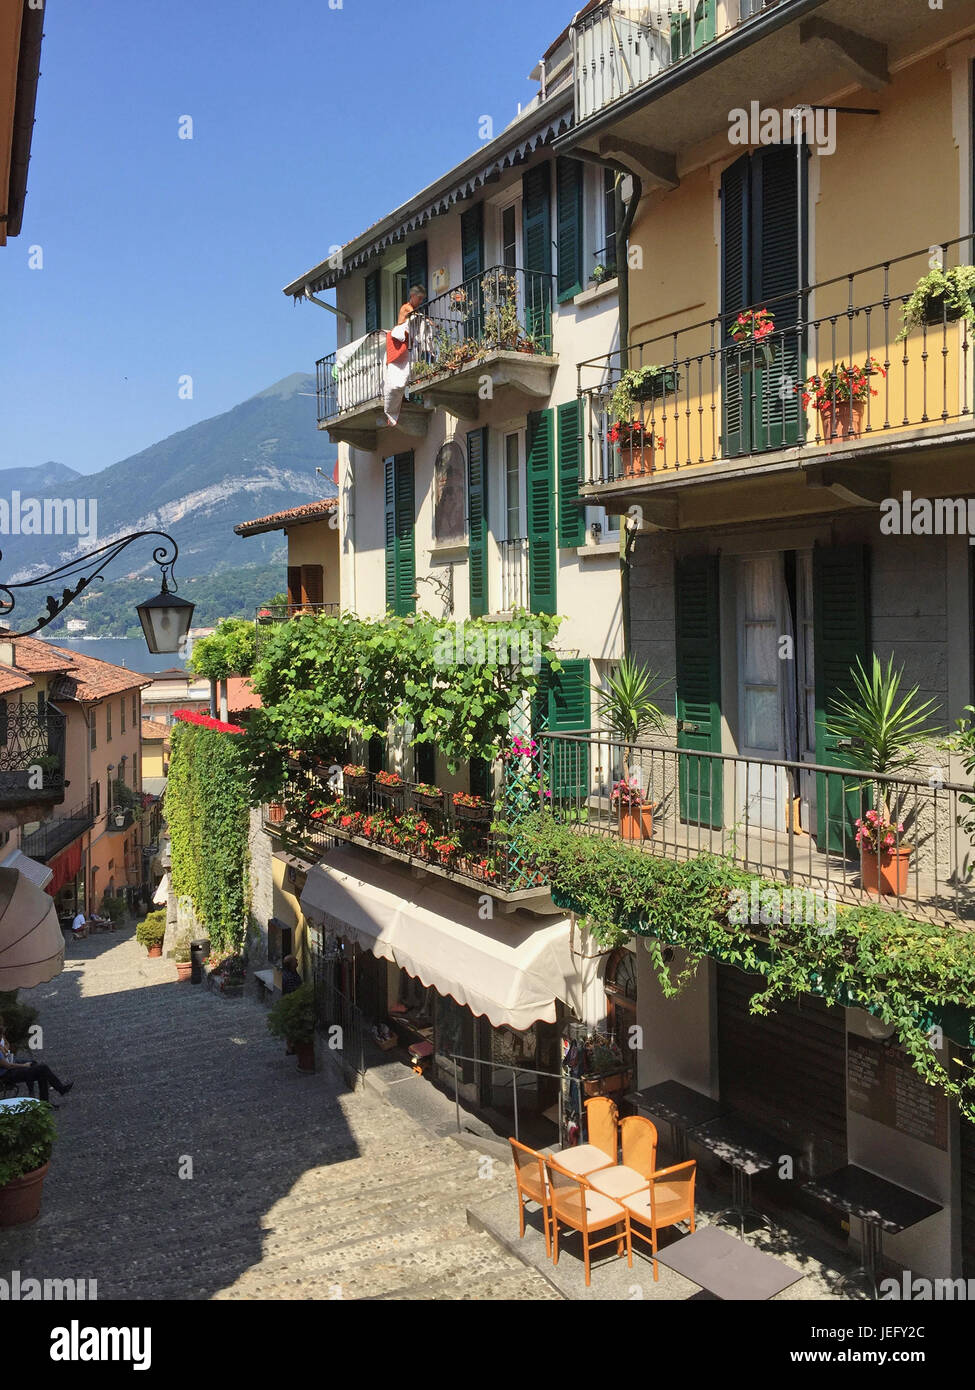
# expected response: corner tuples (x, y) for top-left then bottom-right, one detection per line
(43, 636), (187, 674)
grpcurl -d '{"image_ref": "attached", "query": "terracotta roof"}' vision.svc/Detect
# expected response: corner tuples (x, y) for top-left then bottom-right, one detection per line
(47, 649), (153, 703)
(140, 719), (171, 741)
(0, 666), (34, 695)
(0, 632), (75, 673)
(235, 498), (337, 538)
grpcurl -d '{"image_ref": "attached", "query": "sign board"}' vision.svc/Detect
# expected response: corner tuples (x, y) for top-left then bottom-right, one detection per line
(847, 1034), (948, 1150)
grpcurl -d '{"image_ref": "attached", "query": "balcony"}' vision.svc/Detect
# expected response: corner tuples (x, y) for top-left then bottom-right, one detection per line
(263, 759), (552, 906)
(21, 799), (94, 861)
(538, 731), (975, 929)
(568, 1), (958, 170)
(0, 702), (66, 819)
(316, 332), (432, 450)
(578, 234), (975, 524)
(255, 602), (340, 656)
(407, 267), (558, 421)
(497, 538), (529, 614)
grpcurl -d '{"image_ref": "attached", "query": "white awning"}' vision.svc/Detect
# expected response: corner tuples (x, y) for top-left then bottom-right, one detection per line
(0, 849), (54, 891)
(0, 866), (64, 989)
(152, 873), (169, 906)
(299, 847), (582, 1031)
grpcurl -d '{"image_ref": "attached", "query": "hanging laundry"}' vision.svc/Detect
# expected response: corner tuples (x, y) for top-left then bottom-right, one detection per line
(383, 315), (434, 426)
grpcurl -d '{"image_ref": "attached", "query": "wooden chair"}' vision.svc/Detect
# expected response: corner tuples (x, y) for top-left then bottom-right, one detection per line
(509, 1138), (552, 1256)
(547, 1157), (632, 1287)
(587, 1114), (658, 1201)
(546, 1095), (619, 1179)
(622, 1160), (697, 1280)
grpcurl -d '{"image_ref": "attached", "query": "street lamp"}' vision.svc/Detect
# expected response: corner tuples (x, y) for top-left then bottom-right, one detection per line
(0, 531), (194, 654)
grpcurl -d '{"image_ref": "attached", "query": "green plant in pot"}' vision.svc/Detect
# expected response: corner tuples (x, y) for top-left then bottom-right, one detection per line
(594, 657), (668, 843)
(0, 1099), (56, 1227)
(825, 654), (942, 898)
(172, 933), (193, 981)
(0, 993), (38, 1052)
(609, 364), (680, 420)
(136, 909), (167, 957)
(267, 982), (316, 1071)
(898, 263), (975, 339)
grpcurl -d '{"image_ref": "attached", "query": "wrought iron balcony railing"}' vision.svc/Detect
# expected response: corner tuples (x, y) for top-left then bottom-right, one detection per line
(409, 266), (555, 383)
(498, 538), (529, 613)
(538, 731), (975, 928)
(578, 233), (975, 486)
(572, 0), (791, 125)
(263, 757), (550, 900)
(20, 798), (94, 861)
(0, 701), (66, 807)
(317, 331), (386, 424)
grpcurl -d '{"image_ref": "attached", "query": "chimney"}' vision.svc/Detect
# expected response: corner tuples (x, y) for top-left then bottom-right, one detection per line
(0, 641), (15, 669)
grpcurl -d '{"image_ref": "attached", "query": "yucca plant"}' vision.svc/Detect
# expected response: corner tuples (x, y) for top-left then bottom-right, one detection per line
(825, 655), (942, 820)
(594, 657), (668, 792)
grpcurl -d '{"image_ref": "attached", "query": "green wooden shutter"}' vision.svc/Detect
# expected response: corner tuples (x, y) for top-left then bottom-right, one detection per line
(526, 409), (557, 615)
(676, 554), (723, 828)
(557, 399), (584, 548)
(406, 241), (428, 298)
(365, 269), (382, 332)
(467, 427), (489, 618)
(536, 658), (591, 801)
(385, 453), (416, 616)
(523, 162), (552, 346)
(671, 0), (716, 61)
(557, 157), (585, 302)
(721, 155), (750, 458)
(814, 544), (870, 853)
(461, 204), (484, 283)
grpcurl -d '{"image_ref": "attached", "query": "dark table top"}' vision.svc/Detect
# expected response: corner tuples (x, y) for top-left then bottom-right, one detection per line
(653, 1226), (804, 1301)
(803, 1165), (942, 1235)
(626, 1080), (726, 1132)
(692, 1114), (785, 1176)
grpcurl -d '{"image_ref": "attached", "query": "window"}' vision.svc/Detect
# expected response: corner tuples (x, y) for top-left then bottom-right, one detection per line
(132, 694), (138, 725)
(106, 702), (112, 742)
(92, 780), (101, 816)
(501, 203), (519, 269)
(37, 689), (45, 722)
(505, 432), (523, 540)
(602, 168), (617, 273)
(384, 452), (416, 617)
(90, 712), (97, 751)
(120, 699), (126, 734)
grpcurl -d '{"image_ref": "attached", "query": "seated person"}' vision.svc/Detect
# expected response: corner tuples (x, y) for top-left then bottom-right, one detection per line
(69, 909), (89, 937)
(0, 1015), (73, 1105)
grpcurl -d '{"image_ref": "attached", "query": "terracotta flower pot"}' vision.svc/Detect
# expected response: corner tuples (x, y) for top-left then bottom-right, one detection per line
(0, 1162), (50, 1227)
(619, 805), (653, 842)
(819, 399), (864, 442)
(860, 845), (913, 898)
(147, 944), (163, 958)
(268, 803), (286, 824)
(295, 1041), (315, 1072)
(619, 445), (656, 478)
(175, 961), (192, 983)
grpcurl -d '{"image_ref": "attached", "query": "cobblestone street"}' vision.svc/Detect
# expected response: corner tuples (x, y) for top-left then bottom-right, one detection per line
(0, 929), (557, 1301)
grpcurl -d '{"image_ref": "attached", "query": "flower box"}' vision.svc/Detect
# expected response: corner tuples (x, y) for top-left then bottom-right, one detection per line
(737, 342), (774, 373)
(582, 1068), (632, 1098)
(631, 367), (679, 401)
(413, 788), (445, 810)
(453, 798), (491, 824)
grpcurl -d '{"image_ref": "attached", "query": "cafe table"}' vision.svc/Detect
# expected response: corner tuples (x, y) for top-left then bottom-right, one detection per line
(692, 1114), (784, 1238)
(803, 1164), (942, 1299)
(625, 1080), (726, 1161)
(652, 1225), (805, 1300)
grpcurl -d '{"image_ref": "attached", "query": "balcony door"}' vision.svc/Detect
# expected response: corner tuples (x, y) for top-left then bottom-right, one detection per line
(501, 430), (528, 611)
(721, 146), (807, 457)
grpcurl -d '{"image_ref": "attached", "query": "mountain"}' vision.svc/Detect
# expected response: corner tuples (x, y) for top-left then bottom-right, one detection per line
(3, 373), (337, 634)
(0, 460), (81, 491)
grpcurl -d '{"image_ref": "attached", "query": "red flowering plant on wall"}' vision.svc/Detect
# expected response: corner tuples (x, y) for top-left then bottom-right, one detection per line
(173, 708), (245, 736)
(730, 307), (774, 344)
(855, 807), (906, 855)
(798, 357), (886, 410)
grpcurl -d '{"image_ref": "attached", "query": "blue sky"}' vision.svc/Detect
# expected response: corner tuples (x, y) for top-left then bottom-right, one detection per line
(0, 0), (571, 475)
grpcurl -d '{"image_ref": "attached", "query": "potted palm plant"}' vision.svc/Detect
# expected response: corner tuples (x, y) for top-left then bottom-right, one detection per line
(0, 1099), (56, 1227)
(267, 983), (316, 1072)
(826, 655), (941, 898)
(594, 657), (668, 842)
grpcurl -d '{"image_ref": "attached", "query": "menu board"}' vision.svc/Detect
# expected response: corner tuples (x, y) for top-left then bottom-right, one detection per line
(847, 1035), (948, 1150)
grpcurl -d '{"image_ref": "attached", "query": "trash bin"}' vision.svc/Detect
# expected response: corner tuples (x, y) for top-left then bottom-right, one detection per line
(190, 938), (210, 985)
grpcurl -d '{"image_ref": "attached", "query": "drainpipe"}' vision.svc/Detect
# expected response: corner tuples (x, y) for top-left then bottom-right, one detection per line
(304, 286), (353, 346)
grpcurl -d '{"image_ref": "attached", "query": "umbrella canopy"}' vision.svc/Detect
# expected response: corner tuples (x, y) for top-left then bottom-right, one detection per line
(0, 867), (65, 990)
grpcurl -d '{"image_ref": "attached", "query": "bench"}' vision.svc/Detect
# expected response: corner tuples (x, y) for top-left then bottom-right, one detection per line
(254, 969), (276, 1004)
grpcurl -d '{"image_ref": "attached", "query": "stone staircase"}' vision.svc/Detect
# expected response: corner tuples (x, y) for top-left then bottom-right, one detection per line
(0, 931), (557, 1301)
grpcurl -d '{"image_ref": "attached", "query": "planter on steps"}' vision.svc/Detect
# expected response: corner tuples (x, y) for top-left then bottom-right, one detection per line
(0, 1162), (50, 1228)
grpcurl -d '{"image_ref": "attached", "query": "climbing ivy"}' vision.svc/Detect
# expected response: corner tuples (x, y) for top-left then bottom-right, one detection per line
(523, 813), (975, 1121)
(243, 610), (562, 802)
(187, 618), (257, 680)
(165, 719), (250, 953)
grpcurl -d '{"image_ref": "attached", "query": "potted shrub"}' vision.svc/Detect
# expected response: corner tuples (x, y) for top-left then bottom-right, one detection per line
(594, 655), (668, 842)
(898, 263), (975, 339)
(582, 1036), (631, 1098)
(135, 910), (166, 958)
(267, 982), (316, 1072)
(730, 306), (775, 371)
(608, 419), (665, 478)
(173, 934), (193, 983)
(826, 655), (941, 898)
(0, 1099), (56, 1227)
(798, 357), (885, 442)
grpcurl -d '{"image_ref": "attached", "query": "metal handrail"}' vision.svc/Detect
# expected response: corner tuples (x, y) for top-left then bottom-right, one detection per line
(444, 1050), (565, 1144)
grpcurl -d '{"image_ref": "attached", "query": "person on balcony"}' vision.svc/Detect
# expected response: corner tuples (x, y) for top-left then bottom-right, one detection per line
(385, 285), (432, 427)
(397, 284), (427, 327)
(0, 1016), (73, 1107)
